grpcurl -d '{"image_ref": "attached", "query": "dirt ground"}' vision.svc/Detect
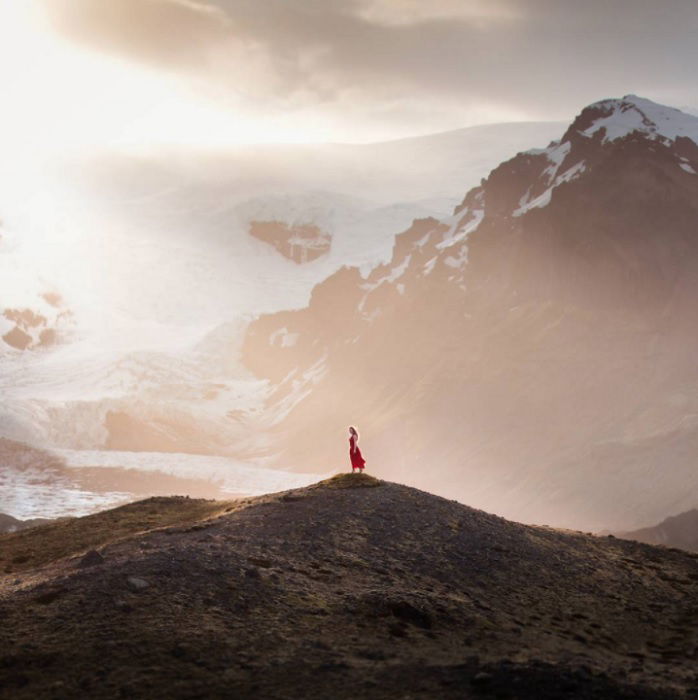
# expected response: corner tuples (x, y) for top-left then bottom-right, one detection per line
(1, 474), (697, 699)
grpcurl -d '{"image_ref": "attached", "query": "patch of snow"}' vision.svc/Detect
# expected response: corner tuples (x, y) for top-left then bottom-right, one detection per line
(437, 209), (484, 250)
(415, 232), (432, 247)
(542, 142), (571, 182)
(515, 188), (553, 216)
(524, 146), (551, 155)
(514, 161), (586, 217)
(582, 95), (698, 146)
(269, 327), (300, 348)
(270, 355), (328, 424)
(361, 255), (412, 292)
(680, 162), (697, 174)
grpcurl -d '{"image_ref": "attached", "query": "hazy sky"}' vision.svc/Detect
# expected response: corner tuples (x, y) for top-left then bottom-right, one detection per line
(2, 0), (698, 151)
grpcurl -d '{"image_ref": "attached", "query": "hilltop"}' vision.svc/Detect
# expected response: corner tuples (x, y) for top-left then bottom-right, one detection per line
(1, 475), (697, 699)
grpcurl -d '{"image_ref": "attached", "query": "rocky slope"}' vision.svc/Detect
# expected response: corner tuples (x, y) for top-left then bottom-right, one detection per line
(1, 475), (697, 699)
(242, 96), (698, 532)
(620, 509), (698, 553)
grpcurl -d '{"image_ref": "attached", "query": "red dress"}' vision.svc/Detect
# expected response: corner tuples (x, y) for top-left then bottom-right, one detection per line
(349, 436), (366, 470)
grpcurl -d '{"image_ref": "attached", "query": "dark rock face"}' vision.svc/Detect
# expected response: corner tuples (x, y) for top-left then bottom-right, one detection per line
(241, 97), (698, 532)
(0, 479), (696, 699)
(249, 220), (331, 263)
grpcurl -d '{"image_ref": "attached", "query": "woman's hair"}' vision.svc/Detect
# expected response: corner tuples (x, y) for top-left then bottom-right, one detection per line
(349, 426), (358, 437)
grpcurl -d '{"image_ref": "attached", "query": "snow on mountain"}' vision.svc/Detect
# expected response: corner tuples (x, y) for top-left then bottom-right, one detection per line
(242, 96), (698, 532)
(0, 121), (564, 518)
(578, 94), (698, 144)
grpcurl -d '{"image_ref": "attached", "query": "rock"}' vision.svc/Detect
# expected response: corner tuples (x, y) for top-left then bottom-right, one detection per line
(126, 576), (150, 591)
(77, 550), (105, 568)
(2, 326), (32, 350)
(390, 600), (432, 629)
(471, 671), (493, 685)
(249, 221), (331, 264)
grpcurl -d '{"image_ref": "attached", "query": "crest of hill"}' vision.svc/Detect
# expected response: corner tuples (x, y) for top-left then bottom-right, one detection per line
(1, 475), (698, 698)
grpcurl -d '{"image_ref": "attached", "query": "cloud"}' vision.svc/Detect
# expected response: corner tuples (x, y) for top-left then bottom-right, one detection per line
(41, 0), (698, 138)
(43, 0), (232, 72)
(355, 0), (521, 26)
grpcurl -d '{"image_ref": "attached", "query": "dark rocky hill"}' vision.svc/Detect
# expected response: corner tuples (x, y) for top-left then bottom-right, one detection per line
(1, 475), (697, 699)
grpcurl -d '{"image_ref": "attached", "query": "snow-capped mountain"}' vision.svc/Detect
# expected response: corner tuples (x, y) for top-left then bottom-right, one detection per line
(1, 121), (564, 518)
(0, 120), (564, 449)
(242, 95), (698, 532)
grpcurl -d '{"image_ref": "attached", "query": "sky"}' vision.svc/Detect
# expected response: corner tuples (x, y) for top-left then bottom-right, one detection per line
(1, 0), (698, 153)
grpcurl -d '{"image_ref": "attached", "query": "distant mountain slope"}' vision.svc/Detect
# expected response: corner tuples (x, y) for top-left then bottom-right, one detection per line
(0, 512), (50, 534)
(620, 509), (698, 552)
(0, 476), (695, 699)
(242, 95), (698, 532)
(0, 121), (563, 465)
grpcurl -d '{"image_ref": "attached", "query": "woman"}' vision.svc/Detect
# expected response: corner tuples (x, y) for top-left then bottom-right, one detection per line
(349, 426), (366, 473)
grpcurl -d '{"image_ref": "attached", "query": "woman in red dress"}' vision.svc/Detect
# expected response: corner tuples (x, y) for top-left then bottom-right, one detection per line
(349, 426), (366, 472)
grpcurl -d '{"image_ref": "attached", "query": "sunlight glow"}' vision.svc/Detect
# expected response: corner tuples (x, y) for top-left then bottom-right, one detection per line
(0, 1), (329, 163)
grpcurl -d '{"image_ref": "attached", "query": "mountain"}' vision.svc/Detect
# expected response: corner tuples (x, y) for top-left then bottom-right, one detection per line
(620, 509), (698, 553)
(0, 122), (563, 464)
(242, 96), (698, 533)
(0, 512), (50, 534)
(1, 475), (696, 699)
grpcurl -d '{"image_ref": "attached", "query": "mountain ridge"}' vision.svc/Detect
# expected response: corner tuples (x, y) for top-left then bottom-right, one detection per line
(619, 508), (698, 553)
